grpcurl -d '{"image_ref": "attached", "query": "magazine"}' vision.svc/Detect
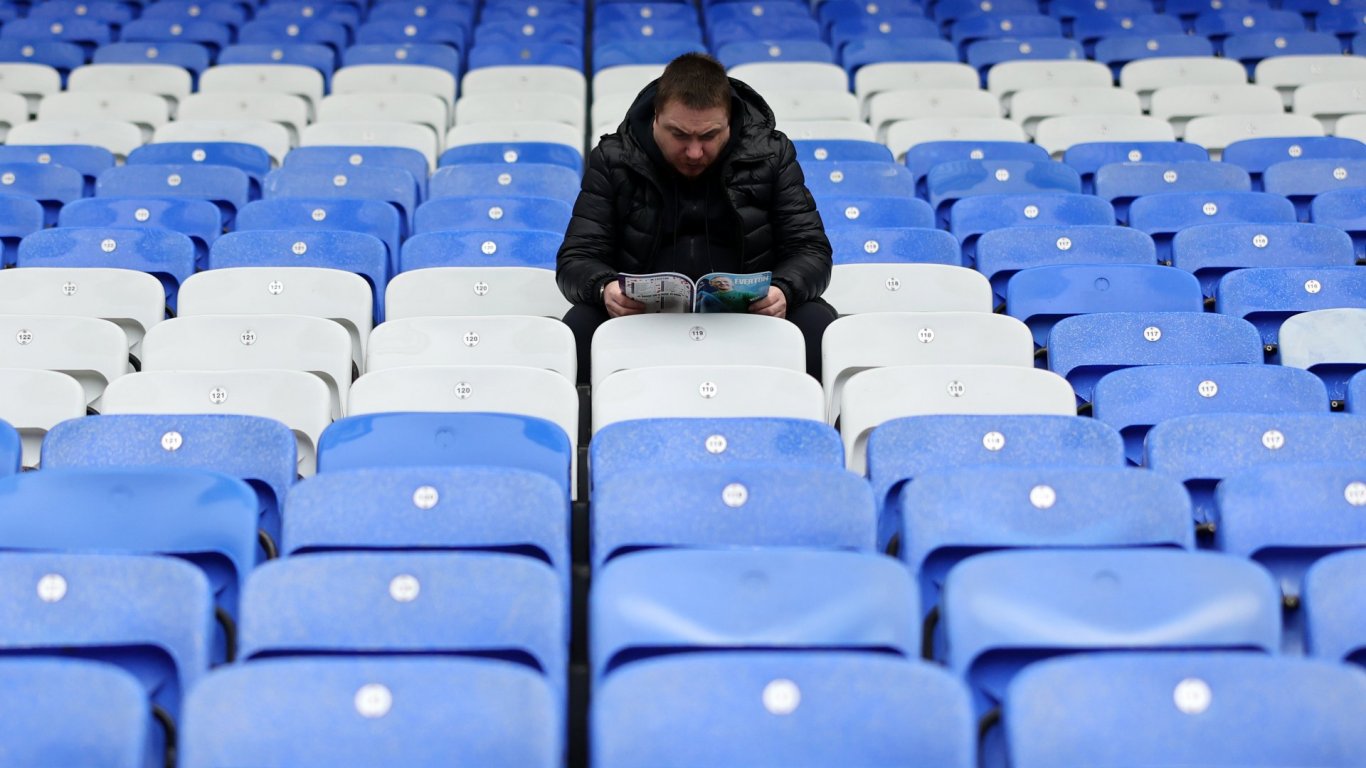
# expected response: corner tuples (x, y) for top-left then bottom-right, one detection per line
(618, 271), (773, 313)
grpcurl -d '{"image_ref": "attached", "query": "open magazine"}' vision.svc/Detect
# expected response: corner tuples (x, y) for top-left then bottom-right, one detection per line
(618, 271), (772, 313)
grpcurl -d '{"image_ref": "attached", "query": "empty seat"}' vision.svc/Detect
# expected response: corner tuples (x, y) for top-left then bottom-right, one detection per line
(884, 118), (1026, 162)
(987, 60), (1112, 107)
(1216, 265), (1366, 358)
(385, 266), (570, 319)
(366, 316), (574, 381)
(18, 226), (195, 311)
(1303, 549), (1366, 664)
(0, 195), (43, 267)
(0, 658), (150, 768)
(1176, 223), (1354, 303)
(1094, 161), (1251, 224)
(1009, 265), (1204, 350)
(1150, 83), (1285, 138)
(285, 145), (430, 196)
(414, 196), (571, 235)
(1063, 141), (1210, 194)
(591, 314), (805, 390)
(235, 198), (403, 264)
(0, 161), (83, 225)
(828, 227), (960, 266)
(1095, 35), (1216, 78)
(1184, 114), (1326, 159)
(0, 267), (165, 360)
(399, 230), (563, 271)
(803, 161), (914, 199)
(96, 164), (252, 228)
(439, 140), (584, 173)
(58, 197), (221, 266)
(950, 193), (1116, 266)
(852, 61), (979, 115)
(977, 226), (1157, 308)
(1119, 55), (1246, 110)
(927, 160), (1082, 225)
(1265, 158), (1366, 220)
(265, 164), (418, 235)
(127, 142), (273, 196)
(1256, 54), (1366, 107)
(1129, 191), (1298, 260)
(206, 228), (387, 321)
(867, 88), (1000, 141)
(593, 365), (823, 433)
(823, 263), (991, 315)
(815, 196), (934, 229)
(429, 162), (579, 203)
(1222, 136), (1366, 191)
(0, 314), (131, 410)
(0, 369), (85, 469)
(1009, 86), (1142, 139)
(903, 141), (1050, 197)
(1279, 308), (1366, 405)
(1033, 115), (1178, 158)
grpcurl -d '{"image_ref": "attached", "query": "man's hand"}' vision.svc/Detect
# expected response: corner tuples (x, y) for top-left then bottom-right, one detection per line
(604, 280), (646, 318)
(748, 286), (787, 318)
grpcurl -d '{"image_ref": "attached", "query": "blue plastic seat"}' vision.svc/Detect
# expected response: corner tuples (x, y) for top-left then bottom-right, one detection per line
(1194, 9), (1305, 40)
(284, 145), (429, 195)
(141, 1), (246, 29)
(1216, 462), (1366, 652)
(1311, 186), (1366, 262)
(943, 549), (1280, 718)
(341, 43), (461, 75)
(1048, 311), (1263, 404)
(866, 414), (1126, 549)
(1312, 6), (1366, 40)
(0, 554), (212, 764)
(369, 0), (476, 23)
(0, 162), (83, 226)
(820, 0), (924, 28)
(1004, 653), (1366, 768)
(793, 139), (893, 164)
(91, 41), (210, 76)
(438, 142), (583, 173)
(828, 226), (960, 265)
(591, 465), (875, 567)
(2, 17), (112, 52)
(127, 142), (272, 197)
(1172, 222), (1355, 299)
(429, 162), (580, 204)
(236, 198), (403, 265)
(592, 548), (916, 677)
(1216, 266), (1366, 357)
(1222, 32), (1343, 75)
(708, 17), (821, 48)
(0, 144), (115, 195)
(1094, 161), (1251, 225)
(1062, 140), (1209, 194)
(928, 160), (1081, 226)
(964, 37), (1084, 80)
(903, 466), (1193, 655)
(815, 194), (934, 229)
(282, 466), (570, 590)
(264, 165), (418, 236)
(593, 39), (705, 71)
(1071, 12), (1182, 53)
(316, 412), (572, 499)
(705, 2), (810, 24)
(468, 42), (582, 70)
(1094, 364), (1328, 464)
(1009, 264), (1204, 349)
(255, 2), (360, 33)
(934, 0), (1035, 26)
(1222, 137), (1366, 191)
(716, 39), (835, 68)
(1144, 413), (1366, 528)
(1264, 158), (1366, 220)
(594, 652), (974, 768)
(829, 17), (940, 59)
(950, 14), (1062, 56)
(1304, 549), (1366, 664)
(596, 2), (697, 25)
(238, 19), (348, 58)
(0, 658), (151, 768)
(1128, 190), (1298, 261)
(354, 20), (468, 50)
(239, 552), (565, 691)
(977, 225), (1156, 308)
(179, 658), (559, 768)
(839, 37), (957, 78)
(59, 197), (222, 267)
(119, 19), (230, 56)
(96, 164), (253, 229)
(589, 417), (843, 492)
(905, 141), (1050, 198)
(399, 229), (563, 270)
(950, 193), (1116, 266)
(477, 19), (584, 46)
(28, 0), (135, 25)
(0, 420), (16, 476)
(413, 196), (571, 235)
(17, 226), (196, 309)
(0, 40), (84, 75)
(1046, 0), (1155, 26)
(208, 229), (390, 319)
(0, 195), (44, 267)
(1094, 33), (1215, 76)
(803, 161), (915, 199)
(1165, 0), (1268, 18)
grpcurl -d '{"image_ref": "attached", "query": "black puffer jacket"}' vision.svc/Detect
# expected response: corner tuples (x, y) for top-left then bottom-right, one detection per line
(556, 77), (833, 306)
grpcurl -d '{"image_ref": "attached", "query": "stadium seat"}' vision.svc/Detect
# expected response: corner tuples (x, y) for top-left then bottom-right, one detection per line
(413, 196), (571, 235)
(823, 262), (991, 315)
(1095, 35), (1216, 79)
(903, 141), (1050, 197)
(1279, 308), (1366, 406)
(0, 267), (165, 360)
(1303, 549), (1366, 664)
(1047, 312), (1263, 404)
(1256, 54), (1366, 108)
(462, 64), (587, 105)
(1094, 364), (1328, 464)
(977, 225), (1157, 308)
(926, 160), (1081, 225)
(199, 64), (325, 120)
(884, 118), (1026, 163)
(1010, 86), (1142, 139)
(0, 369), (85, 469)
(1222, 136), (1366, 191)
(827, 227), (960, 266)
(265, 165), (418, 236)
(1186, 112), (1325, 159)
(34, 91), (166, 143)
(127, 141), (272, 197)
(86, 45), (208, 81)
(964, 38), (1085, 84)
(0, 420), (15, 475)
(429, 162), (579, 203)
(207, 229), (388, 320)
(1216, 265), (1366, 358)
(1173, 222), (1354, 303)
(0, 144), (114, 195)
(0, 40), (85, 77)
(439, 142), (583, 173)
(469, 41), (583, 70)
(96, 164), (252, 229)
(591, 313), (804, 390)
(366, 315), (574, 381)
(802, 161), (915, 199)
(1008, 264), (1203, 350)
(179, 658), (559, 768)
(218, 43), (336, 82)
(593, 364), (822, 433)
(866, 88), (1000, 142)
(0, 62), (61, 112)
(1128, 191), (1298, 260)
(385, 266), (570, 319)
(399, 230), (563, 271)
(1004, 653), (1366, 768)
(1094, 161), (1250, 225)
(1223, 31), (1341, 75)
(986, 59), (1112, 108)
(1062, 140), (1210, 194)
(815, 195), (934, 229)
(286, 145), (430, 197)
(1352, 370), (1366, 414)
(0, 161), (83, 225)
(0, 658), (151, 768)
(17, 225), (195, 311)
(0, 314), (131, 410)
(949, 193), (1116, 266)
(1264, 158), (1366, 220)
(235, 198), (403, 265)
(852, 61), (978, 115)
(120, 18), (229, 56)
(342, 43), (460, 78)
(58, 197), (221, 267)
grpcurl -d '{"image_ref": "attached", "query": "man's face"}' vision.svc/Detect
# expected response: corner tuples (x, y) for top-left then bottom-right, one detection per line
(711, 276), (733, 291)
(653, 99), (730, 178)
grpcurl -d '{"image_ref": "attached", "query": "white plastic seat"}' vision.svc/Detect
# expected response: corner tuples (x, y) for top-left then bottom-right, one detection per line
(6, 119), (143, 160)
(592, 364), (824, 433)
(139, 314), (353, 420)
(1334, 114), (1366, 143)
(301, 121), (438, 170)
(455, 91), (584, 132)
(822, 312), (1036, 426)
(67, 64), (192, 115)
(868, 89), (1000, 140)
(199, 64), (326, 120)
(592, 93), (634, 139)
(178, 92), (310, 147)
(822, 263), (993, 316)
(0, 268), (165, 360)
(177, 268), (374, 378)
(728, 62), (849, 95)
(774, 119), (876, 142)
(0, 92), (27, 140)
(1119, 57), (1248, 112)
(839, 363), (1077, 473)
(1183, 114), (1325, 157)
(1009, 86), (1142, 138)
(854, 62), (980, 117)
(885, 118), (1026, 162)
(1150, 84), (1284, 138)
(153, 120), (291, 165)
(366, 315), (576, 382)
(1256, 55), (1366, 109)
(765, 90), (861, 122)
(101, 369), (332, 475)
(0, 368), (85, 468)
(317, 93), (446, 154)
(1034, 115), (1176, 157)
(331, 64), (457, 126)
(448, 121), (584, 155)
(1279, 307), (1366, 400)
(591, 313), (805, 390)
(37, 91), (170, 141)
(592, 64), (665, 100)
(0, 63), (61, 115)
(1293, 82), (1366, 134)
(385, 267), (571, 320)
(0, 314), (132, 410)
(987, 60), (1113, 109)
(461, 65), (587, 105)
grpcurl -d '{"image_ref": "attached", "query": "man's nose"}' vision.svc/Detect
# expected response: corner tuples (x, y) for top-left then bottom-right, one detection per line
(685, 141), (704, 159)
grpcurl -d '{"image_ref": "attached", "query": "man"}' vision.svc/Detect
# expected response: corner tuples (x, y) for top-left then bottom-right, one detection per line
(556, 52), (836, 384)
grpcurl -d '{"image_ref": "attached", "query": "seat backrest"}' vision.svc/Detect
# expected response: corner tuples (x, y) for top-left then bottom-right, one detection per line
(592, 364), (823, 434)
(384, 266), (569, 319)
(0, 267), (165, 356)
(1304, 548), (1366, 664)
(823, 263), (991, 314)
(1175, 222), (1355, 298)
(1062, 140), (1208, 193)
(413, 195), (571, 235)
(366, 316), (575, 381)
(977, 225), (1157, 305)
(0, 658), (150, 768)
(949, 193), (1116, 265)
(0, 313), (132, 408)
(1094, 161), (1251, 224)
(1278, 307), (1366, 402)
(18, 226), (196, 308)
(1128, 191), (1298, 259)
(1216, 265), (1366, 353)
(206, 229), (388, 320)
(1009, 264), (1204, 348)
(58, 196), (221, 262)
(815, 195), (934, 229)
(399, 229), (563, 271)
(95, 163), (252, 227)
(827, 227), (961, 266)
(0, 369), (85, 469)
(591, 313), (806, 390)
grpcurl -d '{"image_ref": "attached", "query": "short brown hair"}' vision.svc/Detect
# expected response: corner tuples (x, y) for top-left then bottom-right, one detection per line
(654, 52), (731, 116)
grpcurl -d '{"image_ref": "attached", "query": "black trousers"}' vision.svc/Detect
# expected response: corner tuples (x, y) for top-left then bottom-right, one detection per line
(563, 298), (838, 386)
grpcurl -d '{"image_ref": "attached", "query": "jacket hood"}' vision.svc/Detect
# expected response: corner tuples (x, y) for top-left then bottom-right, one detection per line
(617, 76), (779, 170)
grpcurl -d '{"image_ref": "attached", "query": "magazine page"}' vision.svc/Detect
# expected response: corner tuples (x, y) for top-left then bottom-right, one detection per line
(619, 272), (695, 313)
(694, 271), (773, 313)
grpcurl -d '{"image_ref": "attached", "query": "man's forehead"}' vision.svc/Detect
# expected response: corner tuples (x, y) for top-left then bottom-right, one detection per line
(656, 102), (729, 132)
